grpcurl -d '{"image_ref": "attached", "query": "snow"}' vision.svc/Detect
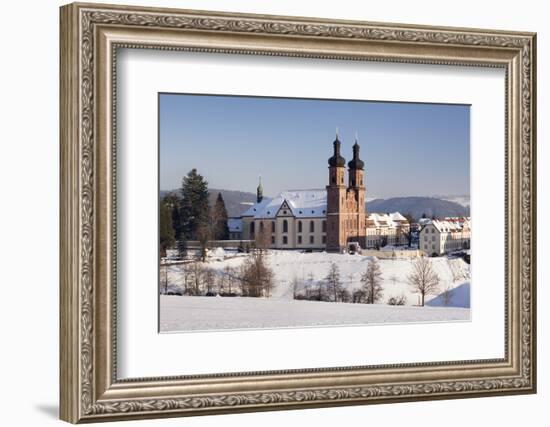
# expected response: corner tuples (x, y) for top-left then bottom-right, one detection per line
(208, 247), (227, 259)
(241, 189), (327, 218)
(160, 296), (470, 332)
(427, 282), (470, 308)
(240, 189), (408, 223)
(160, 249), (471, 332)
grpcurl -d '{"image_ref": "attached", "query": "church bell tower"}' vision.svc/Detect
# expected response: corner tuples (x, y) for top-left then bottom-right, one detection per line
(326, 131), (347, 252)
(347, 135), (367, 248)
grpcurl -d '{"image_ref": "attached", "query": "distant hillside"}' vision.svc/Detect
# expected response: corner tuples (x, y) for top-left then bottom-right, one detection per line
(160, 188), (260, 217)
(367, 197), (469, 220)
(161, 190), (469, 220)
(434, 194), (470, 208)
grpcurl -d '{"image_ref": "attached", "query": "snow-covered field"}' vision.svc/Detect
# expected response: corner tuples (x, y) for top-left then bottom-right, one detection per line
(161, 249), (471, 332)
(160, 295), (470, 332)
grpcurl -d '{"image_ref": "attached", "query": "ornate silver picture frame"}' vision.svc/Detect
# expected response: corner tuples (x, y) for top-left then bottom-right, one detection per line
(60, 2), (536, 423)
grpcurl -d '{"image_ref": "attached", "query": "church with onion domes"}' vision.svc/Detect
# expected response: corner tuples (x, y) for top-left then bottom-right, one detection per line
(228, 132), (409, 252)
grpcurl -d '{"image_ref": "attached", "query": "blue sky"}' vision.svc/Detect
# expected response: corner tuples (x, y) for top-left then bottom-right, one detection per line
(159, 93), (470, 198)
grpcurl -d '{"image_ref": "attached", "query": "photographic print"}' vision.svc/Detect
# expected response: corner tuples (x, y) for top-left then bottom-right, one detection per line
(159, 94), (471, 333)
(60, 5), (536, 420)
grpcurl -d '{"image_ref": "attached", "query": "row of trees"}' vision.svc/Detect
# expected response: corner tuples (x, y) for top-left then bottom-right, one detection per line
(293, 256), (442, 307)
(160, 169), (230, 258)
(161, 249), (275, 298)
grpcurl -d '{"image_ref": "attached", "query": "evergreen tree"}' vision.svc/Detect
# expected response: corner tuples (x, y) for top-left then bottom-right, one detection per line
(403, 212), (415, 247)
(211, 192), (230, 240)
(159, 197), (175, 257)
(163, 193), (183, 240)
(180, 169), (210, 240)
(177, 235), (188, 259)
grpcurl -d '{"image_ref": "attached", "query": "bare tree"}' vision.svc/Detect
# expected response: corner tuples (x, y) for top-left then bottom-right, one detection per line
(361, 258), (384, 304)
(182, 263), (193, 295)
(240, 251), (275, 297)
(254, 222), (272, 253)
(447, 258), (462, 282)
(348, 273), (355, 288)
(407, 256), (441, 306)
(223, 265), (237, 295)
(190, 261), (204, 295)
(203, 268), (216, 295)
(325, 262), (342, 302)
(196, 222), (211, 262)
(291, 275), (301, 299)
(161, 264), (169, 294)
(216, 269), (226, 295)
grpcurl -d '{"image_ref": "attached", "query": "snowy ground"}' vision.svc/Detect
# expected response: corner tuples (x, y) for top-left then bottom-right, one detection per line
(160, 295), (470, 332)
(161, 249), (471, 332)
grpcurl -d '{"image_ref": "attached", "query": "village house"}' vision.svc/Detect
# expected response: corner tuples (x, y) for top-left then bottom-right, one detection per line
(419, 217), (471, 256)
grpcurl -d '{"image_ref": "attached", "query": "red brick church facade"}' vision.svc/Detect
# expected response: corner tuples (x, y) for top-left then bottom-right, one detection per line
(326, 134), (367, 251)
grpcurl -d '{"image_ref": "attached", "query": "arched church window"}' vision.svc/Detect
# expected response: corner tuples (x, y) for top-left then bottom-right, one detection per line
(322, 220), (327, 232)
(298, 221), (302, 233)
(283, 220), (288, 233)
(310, 221), (315, 233)
(271, 221), (275, 233)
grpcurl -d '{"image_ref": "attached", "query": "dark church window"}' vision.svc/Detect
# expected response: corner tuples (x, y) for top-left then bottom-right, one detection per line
(322, 220), (327, 232)
(250, 222), (255, 235)
(271, 236), (275, 244)
(271, 221), (275, 233)
(331, 176), (336, 184)
(283, 220), (288, 233)
(309, 235), (314, 244)
(283, 236), (288, 244)
(298, 221), (302, 233)
(310, 221), (315, 233)
(298, 235), (302, 244)
(260, 221), (264, 231)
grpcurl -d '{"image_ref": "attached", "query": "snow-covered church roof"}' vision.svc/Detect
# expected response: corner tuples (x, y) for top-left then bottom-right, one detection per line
(241, 189), (327, 219)
(240, 189), (409, 227)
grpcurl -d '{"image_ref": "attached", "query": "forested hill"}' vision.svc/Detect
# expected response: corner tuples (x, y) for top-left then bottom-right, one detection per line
(160, 189), (260, 218)
(161, 190), (469, 220)
(366, 197), (469, 220)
